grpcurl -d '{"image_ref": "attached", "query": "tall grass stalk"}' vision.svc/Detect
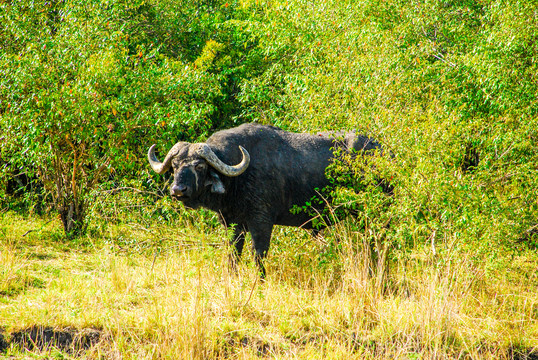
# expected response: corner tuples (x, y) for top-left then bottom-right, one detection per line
(0, 212), (536, 359)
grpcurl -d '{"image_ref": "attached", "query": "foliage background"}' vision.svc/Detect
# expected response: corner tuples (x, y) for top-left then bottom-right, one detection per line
(1, 0), (537, 358)
(2, 0), (536, 248)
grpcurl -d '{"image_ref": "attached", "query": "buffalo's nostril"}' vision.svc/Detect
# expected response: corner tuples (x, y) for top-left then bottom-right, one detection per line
(171, 184), (188, 196)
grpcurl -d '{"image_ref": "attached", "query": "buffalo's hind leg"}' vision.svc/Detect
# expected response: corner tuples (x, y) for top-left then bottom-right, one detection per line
(229, 225), (246, 274)
(248, 221), (274, 280)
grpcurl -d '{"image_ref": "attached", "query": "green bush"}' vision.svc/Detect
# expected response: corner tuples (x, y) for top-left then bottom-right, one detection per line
(0, 0), (267, 236)
(235, 0), (538, 257)
(1, 0), (537, 256)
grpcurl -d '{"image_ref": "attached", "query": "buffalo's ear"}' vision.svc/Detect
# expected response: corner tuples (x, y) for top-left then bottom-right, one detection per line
(205, 171), (225, 194)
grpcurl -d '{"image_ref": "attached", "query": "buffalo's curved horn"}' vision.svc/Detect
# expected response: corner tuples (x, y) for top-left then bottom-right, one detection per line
(194, 143), (250, 177)
(147, 142), (185, 174)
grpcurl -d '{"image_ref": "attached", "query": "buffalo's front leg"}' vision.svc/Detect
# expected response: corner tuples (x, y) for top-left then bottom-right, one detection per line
(229, 225), (246, 273)
(248, 221), (273, 279)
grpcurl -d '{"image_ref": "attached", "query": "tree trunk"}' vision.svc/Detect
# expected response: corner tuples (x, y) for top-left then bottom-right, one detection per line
(58, 198), (86, 238)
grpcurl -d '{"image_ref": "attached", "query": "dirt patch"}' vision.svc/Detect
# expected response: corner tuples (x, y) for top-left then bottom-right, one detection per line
(9, 325), (103, 355)
(512, 347), (538, 360)
(0, 328), (8, 352)
(220, 334), (275, 358)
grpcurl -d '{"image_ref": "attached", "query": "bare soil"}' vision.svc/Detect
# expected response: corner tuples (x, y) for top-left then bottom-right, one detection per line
(7, 325), (104, 355)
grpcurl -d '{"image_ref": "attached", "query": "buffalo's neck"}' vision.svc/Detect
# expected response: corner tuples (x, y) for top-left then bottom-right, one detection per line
(194, 182), (242, 221)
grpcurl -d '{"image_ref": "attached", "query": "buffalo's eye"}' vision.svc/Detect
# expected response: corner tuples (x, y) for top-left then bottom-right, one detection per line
(195, 163), (207, 171)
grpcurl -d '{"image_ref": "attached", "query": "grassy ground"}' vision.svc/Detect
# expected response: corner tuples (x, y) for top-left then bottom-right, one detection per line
(1, 211), (537, 359)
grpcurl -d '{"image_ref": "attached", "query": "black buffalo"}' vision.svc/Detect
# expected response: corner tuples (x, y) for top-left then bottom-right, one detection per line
(148, 123), (382, 277)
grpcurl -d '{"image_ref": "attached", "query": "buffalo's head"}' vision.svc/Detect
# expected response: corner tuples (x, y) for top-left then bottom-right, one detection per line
(147, 142), (250, 202)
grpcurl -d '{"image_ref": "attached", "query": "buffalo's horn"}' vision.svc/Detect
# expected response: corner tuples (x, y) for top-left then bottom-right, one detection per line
(147, 142), (185, 174)
(194, 143), (250, 177)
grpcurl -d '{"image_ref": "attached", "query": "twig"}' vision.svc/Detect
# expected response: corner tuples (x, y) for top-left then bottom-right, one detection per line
(22, 219), (54, 237)
(89, 157), (111, 188)
(100, 186), (162, 197)
(151, 248), (160, 272)
(523, 223), (538, 235)
(242, 273), (259, 308)
(432, 54), (456, 67)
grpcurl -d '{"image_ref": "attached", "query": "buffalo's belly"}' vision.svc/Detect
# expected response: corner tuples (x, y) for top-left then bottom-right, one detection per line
(274, 211), (319, 229)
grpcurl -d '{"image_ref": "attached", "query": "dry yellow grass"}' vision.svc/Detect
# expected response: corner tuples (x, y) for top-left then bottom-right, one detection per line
(0, 211), (537, 359)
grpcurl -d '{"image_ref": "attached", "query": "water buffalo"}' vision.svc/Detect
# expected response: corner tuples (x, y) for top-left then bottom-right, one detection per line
(148, 123), (382, 277)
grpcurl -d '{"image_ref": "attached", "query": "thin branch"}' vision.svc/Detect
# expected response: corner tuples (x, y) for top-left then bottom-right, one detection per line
(89, 157), (111, 188)
(72, 150), (78, 201)
(432, 53), (456, 67)
(22, 219), (54, 237)
(242, 273), (259, 308)
(523, 223), (538, 235)
(100, 186), (162, 197)
(151, 248), (160, 272)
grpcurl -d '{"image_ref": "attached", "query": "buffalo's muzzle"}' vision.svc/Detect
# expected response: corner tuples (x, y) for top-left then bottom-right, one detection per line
(171, 184), (190, 198)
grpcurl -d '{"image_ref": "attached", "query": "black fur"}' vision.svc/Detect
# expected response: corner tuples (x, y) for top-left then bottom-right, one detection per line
(162, 123), (382, 277)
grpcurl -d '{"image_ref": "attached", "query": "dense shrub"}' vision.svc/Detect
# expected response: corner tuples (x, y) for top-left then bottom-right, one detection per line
(235, 0), (538, 257)
(1, 0), (536, 253)
(0, 0), (265, 235)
